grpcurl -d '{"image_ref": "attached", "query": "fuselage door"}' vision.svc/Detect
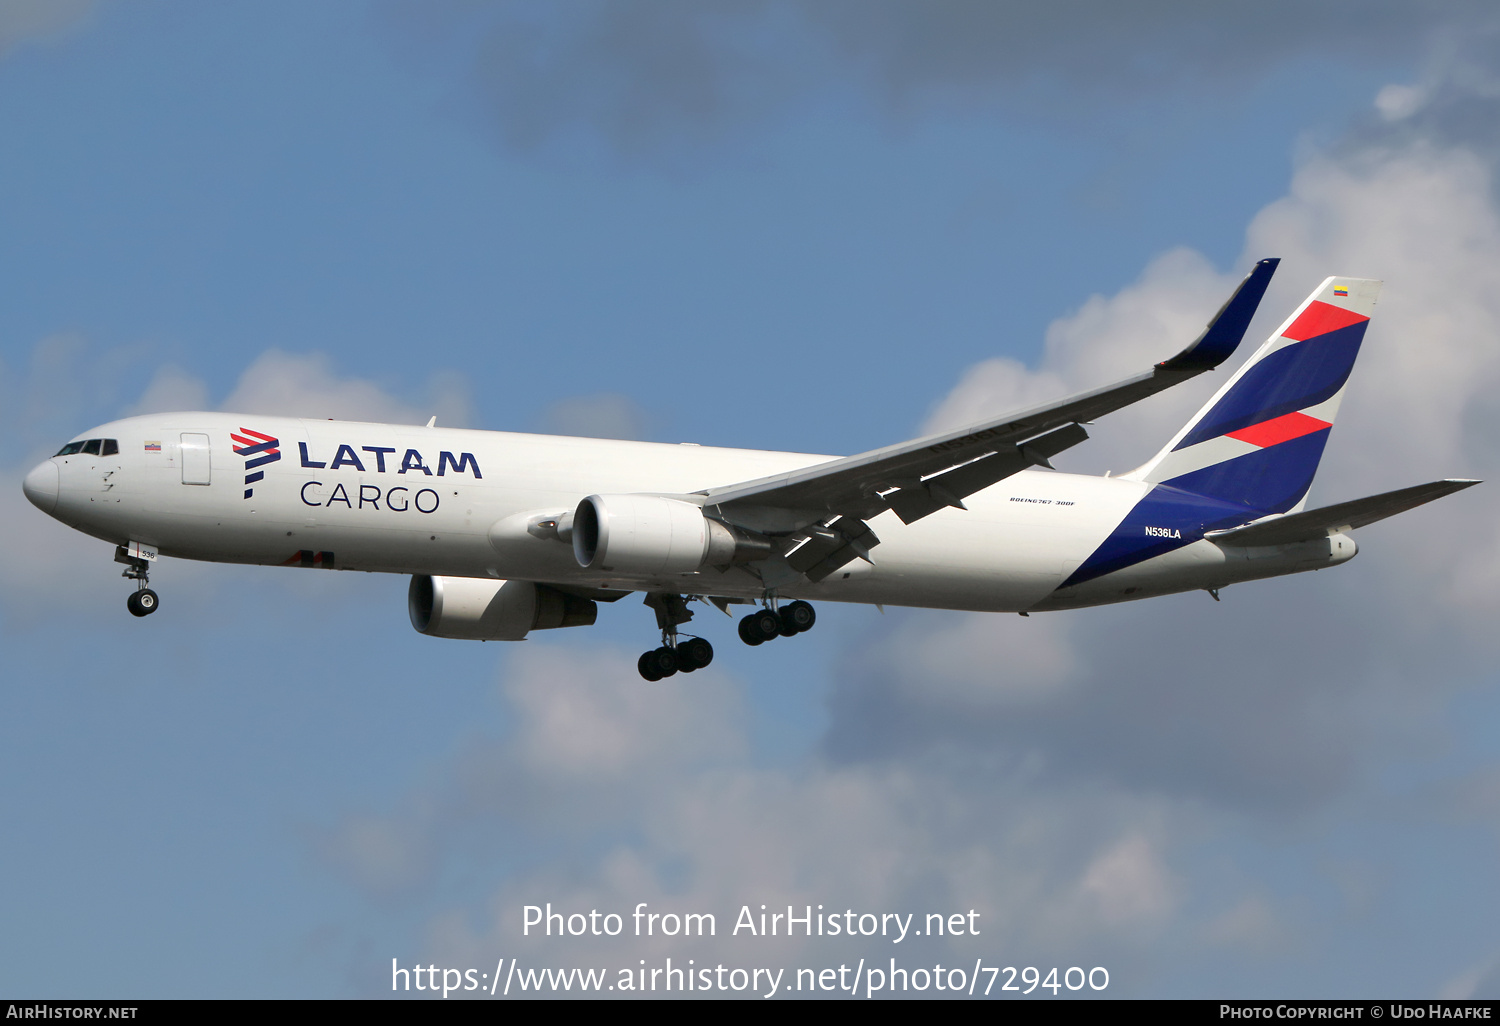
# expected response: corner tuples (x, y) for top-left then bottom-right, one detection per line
(181, 433), (211, 486)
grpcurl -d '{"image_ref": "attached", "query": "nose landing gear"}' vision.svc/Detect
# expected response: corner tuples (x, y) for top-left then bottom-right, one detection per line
(115, 544), (160, 617)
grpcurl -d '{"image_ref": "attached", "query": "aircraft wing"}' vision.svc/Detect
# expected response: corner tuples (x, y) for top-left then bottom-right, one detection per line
(1206, 479), (1480, 548)
(697, 259), (1279, 581)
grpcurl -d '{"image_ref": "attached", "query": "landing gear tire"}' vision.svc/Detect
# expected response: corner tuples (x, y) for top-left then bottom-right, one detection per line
(638, 646), (678, 681)
(677, 637), (714, 671)
(780, 600), (815, 634)
(738, 616), (763, 646)
(127, 589), (159, 617)
(739, 609), (781, 645)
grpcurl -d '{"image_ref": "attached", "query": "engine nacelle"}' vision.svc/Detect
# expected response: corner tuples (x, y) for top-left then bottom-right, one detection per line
(408, 576), (597, 641)
(571, 494), (770, 575)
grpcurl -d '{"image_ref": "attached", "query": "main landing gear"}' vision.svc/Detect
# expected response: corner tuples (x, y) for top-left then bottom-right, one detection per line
(115, 545), (160, 618)
(633, 594), (818, 680)
(637, 636), (714, 682)
(636, 593), (714, 681)
(738, 600), (815, 645)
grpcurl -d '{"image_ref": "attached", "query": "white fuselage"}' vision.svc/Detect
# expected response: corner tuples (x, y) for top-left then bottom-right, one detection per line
(29, 412), (1356, 614)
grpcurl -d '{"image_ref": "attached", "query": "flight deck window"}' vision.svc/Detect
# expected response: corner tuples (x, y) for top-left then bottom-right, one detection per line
(81, 439), (101, 455)
(55, 442), (86, 456)
(101, 439), (119, 456)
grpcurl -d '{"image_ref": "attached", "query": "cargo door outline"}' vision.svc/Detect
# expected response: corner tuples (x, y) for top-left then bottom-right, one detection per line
(180, 433), (211, 485)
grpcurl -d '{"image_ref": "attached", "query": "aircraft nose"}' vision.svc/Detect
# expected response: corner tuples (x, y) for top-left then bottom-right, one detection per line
(22, 460), (59, 514)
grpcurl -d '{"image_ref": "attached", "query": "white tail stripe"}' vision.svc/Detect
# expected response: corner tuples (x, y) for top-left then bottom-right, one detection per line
(1140, 389), (1347, 484)
(1124, 275), (1380, 483)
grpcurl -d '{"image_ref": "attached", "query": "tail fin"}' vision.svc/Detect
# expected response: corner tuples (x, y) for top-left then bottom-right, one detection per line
(1123, 276), (1381, 514)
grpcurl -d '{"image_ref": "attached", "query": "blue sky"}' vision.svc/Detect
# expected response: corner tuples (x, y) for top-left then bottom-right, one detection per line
(3, 0), (1500, 999)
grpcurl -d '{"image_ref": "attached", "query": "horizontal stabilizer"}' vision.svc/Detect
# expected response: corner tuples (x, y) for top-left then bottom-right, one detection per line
(1206, 479), (1480, 547)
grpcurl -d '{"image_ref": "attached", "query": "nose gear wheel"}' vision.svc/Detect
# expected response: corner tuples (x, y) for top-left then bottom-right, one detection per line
(116, 545), (160, 617)
(126, 589), (159, 617)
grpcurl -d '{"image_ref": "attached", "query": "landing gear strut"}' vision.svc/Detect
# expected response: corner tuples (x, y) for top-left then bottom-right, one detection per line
(637, 593), (714, 681)
(115, 545), (160, 618)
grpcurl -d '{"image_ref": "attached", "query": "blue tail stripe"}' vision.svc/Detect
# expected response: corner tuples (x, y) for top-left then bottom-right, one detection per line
(1173, 321), (1367, 449)
(1062, 485), (1253, 588)
(1064, 430), (1333, 589)
(1163, 428), (1331, 515)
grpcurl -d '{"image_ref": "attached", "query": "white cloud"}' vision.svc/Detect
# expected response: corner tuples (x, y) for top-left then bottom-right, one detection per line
(860, 609), (1078, 710)
(503, 645), (746, 781)
(1375, 83), (1429, 122)
(217, 350), (475, 427)
(220, 350), (430, 425)
(127, 364), (212, 416)
(537, 393), (652, 441)
(925, 246), (1240, 478)
(1441, 951), (1500, 999)
(324, 642), (1212, 991)
(921, 356), (1067, 436)
(1076, 833), (1177, 928)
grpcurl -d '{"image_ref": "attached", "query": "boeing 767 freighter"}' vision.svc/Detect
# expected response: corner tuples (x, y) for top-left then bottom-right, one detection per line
(22, 259), (1478, 678)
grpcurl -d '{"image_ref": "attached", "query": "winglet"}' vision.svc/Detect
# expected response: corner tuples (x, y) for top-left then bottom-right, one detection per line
(1158, 258), (1280, 371)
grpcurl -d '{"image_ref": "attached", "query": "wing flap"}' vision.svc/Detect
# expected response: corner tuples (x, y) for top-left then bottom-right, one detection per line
(1206, 479), (1480, 547)
(883, 421), (1091, 524)
(782, 515), (881, 582)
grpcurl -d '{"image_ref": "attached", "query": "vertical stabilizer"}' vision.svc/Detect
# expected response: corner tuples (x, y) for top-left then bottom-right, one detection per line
(1122, 276), (1380, 515)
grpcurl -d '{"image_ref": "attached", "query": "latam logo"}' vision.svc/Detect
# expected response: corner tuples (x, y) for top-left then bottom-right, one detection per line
(297, 441), (481, 478)
(1144, 526), (1182, 539)
(232, 428), (281, 499)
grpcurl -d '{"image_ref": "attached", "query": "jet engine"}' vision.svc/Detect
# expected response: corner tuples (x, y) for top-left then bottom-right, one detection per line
(571, 494), (770, 575)
(408, 576), (597, 641)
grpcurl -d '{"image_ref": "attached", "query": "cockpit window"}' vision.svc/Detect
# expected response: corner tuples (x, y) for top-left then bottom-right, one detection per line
(53, 438), (117, 457)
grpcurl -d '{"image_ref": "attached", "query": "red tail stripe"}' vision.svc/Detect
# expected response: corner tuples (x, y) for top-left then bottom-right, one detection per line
(1281, 300), (1368, 342)
(1226, 410), (1332, 448)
